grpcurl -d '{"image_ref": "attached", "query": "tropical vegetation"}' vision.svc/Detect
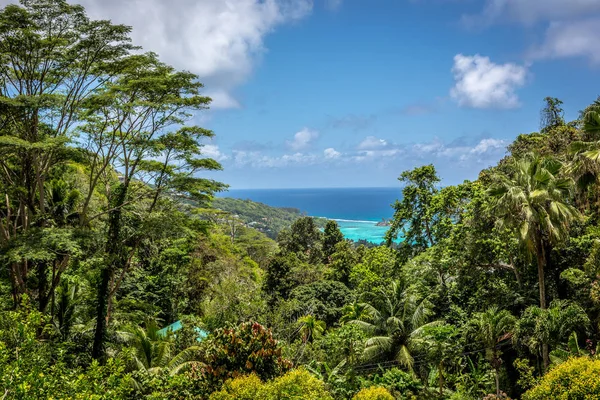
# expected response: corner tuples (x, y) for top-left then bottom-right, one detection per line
(3, 1), (600, 399)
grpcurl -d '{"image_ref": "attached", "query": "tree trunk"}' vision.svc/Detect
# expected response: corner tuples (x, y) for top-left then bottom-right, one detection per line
(542, 343), (550, 373)
(92, 183), (127, 360)
(495, 368), (500, 397)
(536, 241), (547, 309)
(438, 362), (444, 396)
(536, 238), (550, 372)
(37, 262), (48, 312)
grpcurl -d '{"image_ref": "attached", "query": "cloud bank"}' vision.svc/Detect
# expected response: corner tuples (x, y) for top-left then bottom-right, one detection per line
(450, 54), (528, 109)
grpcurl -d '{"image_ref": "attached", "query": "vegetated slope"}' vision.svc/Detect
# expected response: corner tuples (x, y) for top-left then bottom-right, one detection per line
(213, 197), (305, 239)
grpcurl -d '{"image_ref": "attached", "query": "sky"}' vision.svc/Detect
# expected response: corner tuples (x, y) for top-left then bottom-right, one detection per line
(5, 0), (600, 189)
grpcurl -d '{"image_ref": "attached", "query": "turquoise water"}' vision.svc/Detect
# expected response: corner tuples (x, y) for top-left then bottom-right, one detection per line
(221, 188), (400, 243)
(334, 219), (391, 244)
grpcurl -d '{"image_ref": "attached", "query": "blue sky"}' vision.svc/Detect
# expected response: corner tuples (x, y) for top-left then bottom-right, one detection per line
(20, 0), (600, 188)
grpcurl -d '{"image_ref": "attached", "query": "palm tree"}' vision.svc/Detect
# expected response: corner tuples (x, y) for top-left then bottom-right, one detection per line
(413, 323), (460, 396)
(122, 320), (203, 376)
(488, 154), (579, 310)
(567, 105), (600, 206)
(297, 315), (326, 343)
(515, 300), (589, 372)
(350, 280), (439, 369)
(468, 307), (516, 397)
(340, 300), (369, 325)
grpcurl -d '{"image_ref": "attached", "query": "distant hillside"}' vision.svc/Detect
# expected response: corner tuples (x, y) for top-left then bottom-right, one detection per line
(212, 197), (306, 239)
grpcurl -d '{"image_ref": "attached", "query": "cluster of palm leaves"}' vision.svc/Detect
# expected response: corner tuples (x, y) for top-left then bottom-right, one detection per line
(119, 320), (203, 377)
(348, 280), (438, 369)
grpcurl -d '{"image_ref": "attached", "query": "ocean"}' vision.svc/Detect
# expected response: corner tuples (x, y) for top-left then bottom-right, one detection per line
(219, 187), (401, 243)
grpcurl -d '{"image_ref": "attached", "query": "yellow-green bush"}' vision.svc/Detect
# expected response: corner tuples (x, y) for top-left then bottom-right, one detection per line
(209, 374), (264, 400)
(523, 357), (600, 400)
(267, 368), (333, 400)
(209, 369), (333, 400)
(352, 386), (395, 400)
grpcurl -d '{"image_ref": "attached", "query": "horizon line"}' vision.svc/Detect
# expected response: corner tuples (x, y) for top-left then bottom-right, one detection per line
(221, 186), (400, 191)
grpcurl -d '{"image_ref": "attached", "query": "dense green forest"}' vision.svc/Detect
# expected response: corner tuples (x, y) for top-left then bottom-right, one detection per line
(2, 1), (600, 399)
(211, 197), (306, 239)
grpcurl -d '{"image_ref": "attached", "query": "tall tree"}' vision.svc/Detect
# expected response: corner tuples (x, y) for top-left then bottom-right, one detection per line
(488, 155), (579, 369)
(468, 307), (516, 397)
(85, 52), (225, 360)
(277, 216), (323, 263)
(540, 97), (565, 133)
(488, 155), (578, 310)
(515, 300), (589, 372)
(386, 165), (439, 250)
(322, 220), (343, 261)
(350, 280), (439, 369)
(0, 0), (133, 309)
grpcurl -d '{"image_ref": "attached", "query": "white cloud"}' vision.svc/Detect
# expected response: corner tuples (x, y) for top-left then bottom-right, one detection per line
(469, 138), (506, 155)
(227, 136), (507, 170)
(533, 18), (600, 64)
(232, 150), (317, 168)
(61, 0), (313, 109)
(462, 0), (600, 26)
(460, 0), (600, 65)
(205, 89), (242, 110)
(358, 136), (389, 150)
(286, 128), (319, 151)
(202, 144), (228, 161)
(324, 148), (341, 159)
(411, 137), (507, 162)
(450, 54), (528, 109)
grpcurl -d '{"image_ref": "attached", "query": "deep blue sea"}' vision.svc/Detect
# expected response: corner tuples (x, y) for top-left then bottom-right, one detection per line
(218, 187), (401, 243)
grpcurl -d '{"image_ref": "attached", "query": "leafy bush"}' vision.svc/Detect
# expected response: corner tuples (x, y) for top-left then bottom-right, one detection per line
(209, 374), (263, 400)
(352, 386), (395, 400)
(289, 280), (354, 326)
(359, 368), (423, 399)
(266, 368), (333, 399)
(209, 369), (333, 400)
(523, 357), (600, 400)
(198, 321), (291, 393)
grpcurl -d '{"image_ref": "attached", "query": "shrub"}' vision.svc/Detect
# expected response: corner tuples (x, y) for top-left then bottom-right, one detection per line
(198, 321), (291, 392)
(209, 374), (263, 400)
(266, 368), (333, 400)
(209, 369), (333, 400)
(360, 368), (423, 398)
(353, 386), (395, 400)
(523, 357), (600, 400)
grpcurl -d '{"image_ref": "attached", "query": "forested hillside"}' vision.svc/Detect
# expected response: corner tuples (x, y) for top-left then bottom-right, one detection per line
(211, 197), (305, 239)
(3, 1), (600, 399)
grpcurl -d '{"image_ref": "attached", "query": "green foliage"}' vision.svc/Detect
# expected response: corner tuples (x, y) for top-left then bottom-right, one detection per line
(523, 357), (600, 400)
(514, 357), (537, 391)
(360, 368), (423, 399)
(323, 220), (344, 260)
(263, 252), (305, 302)
(540, 97), (565, 132)
(350, 280), (438, 368)
(289, 280), (353, 326)
(488, 154), (579, 310)
(210, 369), (334, 400)
(212, 197), (305, 239)
(2, 3), (600, 397)
(278, 216), (324, 263)
(352, 386), (395, 400)
(198, 321), (291, 392)
(349, 246), (397, 292)
(515, 300), (589, 358)
(386, 165), (439, 250)
(328, 240), (359, 285)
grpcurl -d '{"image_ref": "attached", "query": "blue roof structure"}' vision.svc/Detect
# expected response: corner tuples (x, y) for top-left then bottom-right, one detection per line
(157, 320), (208, 342)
